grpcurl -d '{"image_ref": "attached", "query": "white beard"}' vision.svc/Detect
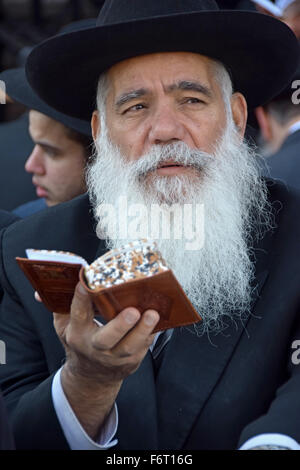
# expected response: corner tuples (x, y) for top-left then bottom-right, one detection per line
(87, 119), (273, 335)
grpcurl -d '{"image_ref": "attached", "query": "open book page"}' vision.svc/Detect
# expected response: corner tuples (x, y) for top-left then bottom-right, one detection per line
(84, 240), (169, 291)
(26, 249), (88, 267)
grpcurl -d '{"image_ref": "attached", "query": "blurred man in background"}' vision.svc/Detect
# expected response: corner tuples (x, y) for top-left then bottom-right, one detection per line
(251, 0), (300, 38)
(0, 67), (93, 217)
(21, 109), (92, 212)
(255, 62), (300, 188)
(251, 0), (282, 18)
(0, 18), (96, 215)
(251, 0), (282, 15)
(280, 0), (300, 38)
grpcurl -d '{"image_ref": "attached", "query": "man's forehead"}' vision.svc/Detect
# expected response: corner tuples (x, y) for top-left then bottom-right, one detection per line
(106, 51), (218, 92)
(29, 110), (66, 137)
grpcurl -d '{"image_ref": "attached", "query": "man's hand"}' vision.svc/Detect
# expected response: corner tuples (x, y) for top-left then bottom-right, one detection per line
(51, 282), (160, 440)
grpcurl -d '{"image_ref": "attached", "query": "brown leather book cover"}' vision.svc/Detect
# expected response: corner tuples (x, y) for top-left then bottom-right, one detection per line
(16, 253), (201, 332)
(16, 258), (82, 314)
(79, 267), (200, 332)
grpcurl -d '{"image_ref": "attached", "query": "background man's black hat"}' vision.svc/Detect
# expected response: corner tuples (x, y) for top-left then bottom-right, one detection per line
(270, 59), (300, 102)
(0, 67), (91, 136)
(246, 43), (300, 129)
(0, 18), (98, 136)
(26, 0), (299, 121)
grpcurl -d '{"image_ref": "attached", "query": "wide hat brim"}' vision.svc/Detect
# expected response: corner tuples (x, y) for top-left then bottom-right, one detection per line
(247, 50), (300, 129)
(271, 58), (300, 101)
(26, 9), (299, 121)
(0, 68), (91, 136)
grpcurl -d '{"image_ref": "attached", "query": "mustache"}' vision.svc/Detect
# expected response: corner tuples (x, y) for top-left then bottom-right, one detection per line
(125, 142), (213, 178)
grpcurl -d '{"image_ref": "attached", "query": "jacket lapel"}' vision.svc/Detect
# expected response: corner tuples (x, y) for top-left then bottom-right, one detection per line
(93, 236), (108, 259)
(156, 260), (269, 449)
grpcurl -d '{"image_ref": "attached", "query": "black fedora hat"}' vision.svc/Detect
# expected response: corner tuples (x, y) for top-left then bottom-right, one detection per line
(0, 67), (91, 136)
(26, 0), (299, 121)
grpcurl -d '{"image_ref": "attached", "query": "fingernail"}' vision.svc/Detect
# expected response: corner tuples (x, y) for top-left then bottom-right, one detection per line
(124, 309), (139, 324)
(78, 283), (87, 295)
(143, 311), (158, 326)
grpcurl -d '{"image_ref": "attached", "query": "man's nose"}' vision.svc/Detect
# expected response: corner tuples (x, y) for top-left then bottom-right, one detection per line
(148, 104), (186, 145)
(25, 146), (45, 175)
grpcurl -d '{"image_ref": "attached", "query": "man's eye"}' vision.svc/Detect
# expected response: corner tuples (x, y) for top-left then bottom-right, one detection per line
(41, 146), (59, 158)
(45, 149), (57, 157)
(184, 97), (203, 104)
(124, 103), (145, 114)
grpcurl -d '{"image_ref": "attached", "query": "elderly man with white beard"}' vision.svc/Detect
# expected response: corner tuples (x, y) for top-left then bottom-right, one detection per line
(88, 63), (270, 335)
(0, 0), (300, 451)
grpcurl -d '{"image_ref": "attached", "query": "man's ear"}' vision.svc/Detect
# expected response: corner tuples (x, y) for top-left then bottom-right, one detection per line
(91, 110), (100, 141)
(255, 106), (273, 143)
(230, 92), (247, 138)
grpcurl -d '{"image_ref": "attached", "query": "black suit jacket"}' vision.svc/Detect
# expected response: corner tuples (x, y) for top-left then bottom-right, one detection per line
(266, 130), (300, 190)
(0, 183), (299, 450)
(0, 393), (15, 450)
(0, 210), (19, 230)
(0, 210), (19, 302)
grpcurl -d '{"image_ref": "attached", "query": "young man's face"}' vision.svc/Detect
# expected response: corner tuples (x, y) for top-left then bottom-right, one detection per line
(92, 51), (247, 178)
(26, 111), (87, 207)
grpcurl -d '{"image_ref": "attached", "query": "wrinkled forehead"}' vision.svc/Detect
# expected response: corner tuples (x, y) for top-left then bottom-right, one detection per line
(105, 51), (224, 98)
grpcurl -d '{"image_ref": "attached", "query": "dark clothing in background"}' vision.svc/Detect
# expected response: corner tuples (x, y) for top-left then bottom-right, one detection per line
(0, 210), (19, 230)
(266, 130), (300, 190)
(13, 198), (47, 218)
(0, 183), (300, 450)
(0, 393), (15, 450)
(0, 113), (35, 211)
(0, 209), (19, 302)
(0, 210), (18, 450)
